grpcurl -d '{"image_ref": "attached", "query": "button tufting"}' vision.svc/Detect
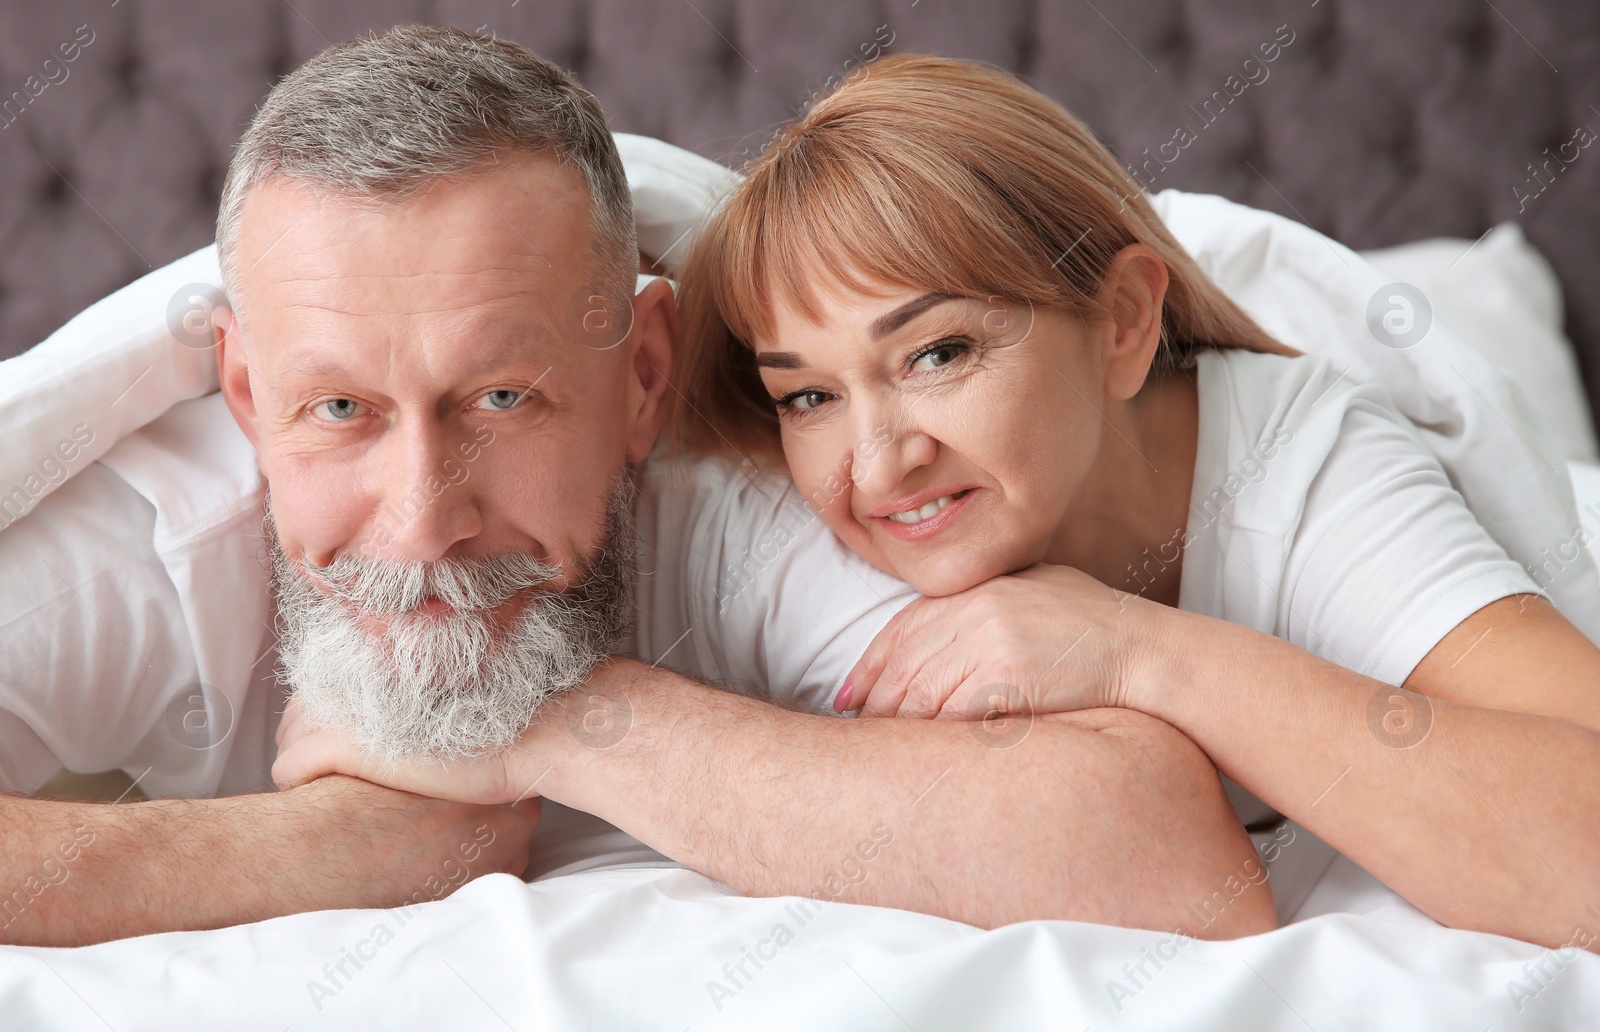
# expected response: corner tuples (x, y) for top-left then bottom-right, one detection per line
(197, 166), (224, 207)
(1312, 22), (1341, 73)
(1459, 15), (1495, 64)
(1391, 111), (1419, 179)
(42, 173), (71, 207)
(1156, 15), (1190, 66)
(113, 50), (139, 94)
(716, 37), (744, 79)
(267, 46), (295, 84)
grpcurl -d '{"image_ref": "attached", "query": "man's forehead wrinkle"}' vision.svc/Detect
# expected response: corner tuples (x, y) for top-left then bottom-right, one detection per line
(414, 309), (574, 372)
(246, 208), (555, 285)
(265, 260), (553, 289)
(271, 341), (392, 387)
(267, 307), (569, 389)
(263, 270), (555, 319)
(276, 296), (533, 319)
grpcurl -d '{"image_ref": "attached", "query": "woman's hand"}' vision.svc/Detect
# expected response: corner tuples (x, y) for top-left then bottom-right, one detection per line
(272, 694), (526, 806)
(842, 564), (1163, 720)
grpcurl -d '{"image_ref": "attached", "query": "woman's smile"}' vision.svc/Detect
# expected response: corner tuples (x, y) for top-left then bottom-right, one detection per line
(869, 486), (978, 541)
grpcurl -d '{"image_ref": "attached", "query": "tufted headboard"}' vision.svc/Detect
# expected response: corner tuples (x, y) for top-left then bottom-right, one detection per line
(2, 1), (1597, 419)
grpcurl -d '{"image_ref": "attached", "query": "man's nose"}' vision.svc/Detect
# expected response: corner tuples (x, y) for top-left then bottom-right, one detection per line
(370, 421), (482, 562)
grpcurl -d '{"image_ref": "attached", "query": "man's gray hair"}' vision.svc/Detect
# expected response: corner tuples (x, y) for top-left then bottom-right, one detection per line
(216, 24), (635, 318)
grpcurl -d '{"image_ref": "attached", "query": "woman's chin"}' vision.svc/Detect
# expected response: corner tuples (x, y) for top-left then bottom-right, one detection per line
(836, 518), (1024, 597)
(894, 556), (1016, 599)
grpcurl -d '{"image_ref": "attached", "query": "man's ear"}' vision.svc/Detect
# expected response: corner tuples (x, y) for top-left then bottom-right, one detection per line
(624, 277), (677, 463)
(1096, 244), (1171, 402)
(213, 306), (263, 451)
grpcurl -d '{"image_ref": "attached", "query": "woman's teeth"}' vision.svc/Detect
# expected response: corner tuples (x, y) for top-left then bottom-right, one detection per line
(887, 494), (957, 525)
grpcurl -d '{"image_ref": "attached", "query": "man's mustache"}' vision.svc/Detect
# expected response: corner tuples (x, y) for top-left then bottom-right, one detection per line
(305, 550), (569, 617)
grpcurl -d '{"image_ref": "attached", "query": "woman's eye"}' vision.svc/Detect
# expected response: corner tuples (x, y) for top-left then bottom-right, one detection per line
(316, 398), (362, 421)
(774, 389), (834, 413)
(910, 340), (967, 373)
(475, 389), (523, 411)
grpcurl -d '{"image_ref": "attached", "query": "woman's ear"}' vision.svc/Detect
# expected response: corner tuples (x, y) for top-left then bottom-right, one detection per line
(624, 277), (678, 463)
(1096, 244), (1170, 401)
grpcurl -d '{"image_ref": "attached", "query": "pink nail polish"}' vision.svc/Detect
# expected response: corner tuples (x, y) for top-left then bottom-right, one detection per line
(834, 682), (854, 712)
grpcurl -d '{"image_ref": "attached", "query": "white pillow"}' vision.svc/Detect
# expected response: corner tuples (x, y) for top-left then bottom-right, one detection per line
(1566, 460), (1600, 574)
(1360, 224), (1598, 462)
(619, 133), (737, 274)
(0, 245), (222, 532)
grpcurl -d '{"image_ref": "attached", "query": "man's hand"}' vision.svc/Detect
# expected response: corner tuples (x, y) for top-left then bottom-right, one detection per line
(273, 695), (525, 806)
(265, 776), (542, 913)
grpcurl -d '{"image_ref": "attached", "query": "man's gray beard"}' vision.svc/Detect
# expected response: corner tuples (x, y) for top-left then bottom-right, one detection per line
(266, 471), (639, 766)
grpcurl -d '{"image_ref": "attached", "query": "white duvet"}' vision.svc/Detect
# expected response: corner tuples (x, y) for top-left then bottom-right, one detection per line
(4, 848), (1598, 1029)
(4, 135), (1600, 1028)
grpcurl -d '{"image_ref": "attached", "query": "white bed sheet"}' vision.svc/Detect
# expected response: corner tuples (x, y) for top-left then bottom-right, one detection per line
(3, 824), (1596, 1031)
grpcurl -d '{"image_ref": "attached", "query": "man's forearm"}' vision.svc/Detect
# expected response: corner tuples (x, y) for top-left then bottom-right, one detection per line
(526, 659), (1273, 935)
(0, 791), (293, 946)
(2, 777), (542, 947)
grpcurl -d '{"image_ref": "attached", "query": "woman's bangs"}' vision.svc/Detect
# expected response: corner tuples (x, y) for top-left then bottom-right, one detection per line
(717, 142), (1043, 349)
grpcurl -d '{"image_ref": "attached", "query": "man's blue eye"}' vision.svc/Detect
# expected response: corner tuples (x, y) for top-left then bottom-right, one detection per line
(319, 398), (360, 420)
(479, 389), (522, 410)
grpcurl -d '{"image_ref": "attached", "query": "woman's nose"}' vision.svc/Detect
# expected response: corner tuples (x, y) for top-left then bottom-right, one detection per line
(849, 407), (937, 501)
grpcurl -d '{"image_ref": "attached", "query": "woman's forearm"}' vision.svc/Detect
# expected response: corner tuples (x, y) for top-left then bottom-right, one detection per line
(1133, 609), (1600, 949)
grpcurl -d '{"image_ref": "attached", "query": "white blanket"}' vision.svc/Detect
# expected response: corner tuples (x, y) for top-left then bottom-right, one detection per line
(3, 854), (1597, 1030)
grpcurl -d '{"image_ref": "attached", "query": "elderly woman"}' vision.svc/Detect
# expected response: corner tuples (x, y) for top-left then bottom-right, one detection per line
(666, 54), (1600, 949)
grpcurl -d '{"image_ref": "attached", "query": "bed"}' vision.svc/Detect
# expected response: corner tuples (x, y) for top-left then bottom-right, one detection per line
(2, 128), (1598, 1029)
(2, 3), (1599, 1029)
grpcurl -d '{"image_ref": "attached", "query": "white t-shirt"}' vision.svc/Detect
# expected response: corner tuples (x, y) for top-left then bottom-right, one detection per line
(628, 456), (914, 710)
(1179, 347), (1538, 681)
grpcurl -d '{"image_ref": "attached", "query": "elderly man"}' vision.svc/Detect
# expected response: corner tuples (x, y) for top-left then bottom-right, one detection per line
(0, 26), (1269, 947)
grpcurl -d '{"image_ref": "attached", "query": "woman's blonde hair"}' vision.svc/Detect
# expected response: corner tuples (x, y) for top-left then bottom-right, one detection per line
(670, 53), (1293, 468)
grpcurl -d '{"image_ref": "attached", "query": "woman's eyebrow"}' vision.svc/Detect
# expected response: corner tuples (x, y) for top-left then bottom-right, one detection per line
(871, 292), (960, 340)
(754, 292), (964, 369)
(755, 351), (805, 369)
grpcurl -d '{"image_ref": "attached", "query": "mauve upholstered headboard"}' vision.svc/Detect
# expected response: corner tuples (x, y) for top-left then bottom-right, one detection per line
(1, 1), (1596, 420)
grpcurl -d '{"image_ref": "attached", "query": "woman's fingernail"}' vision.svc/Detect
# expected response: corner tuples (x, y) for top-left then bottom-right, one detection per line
(834, 682), (854, 712)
